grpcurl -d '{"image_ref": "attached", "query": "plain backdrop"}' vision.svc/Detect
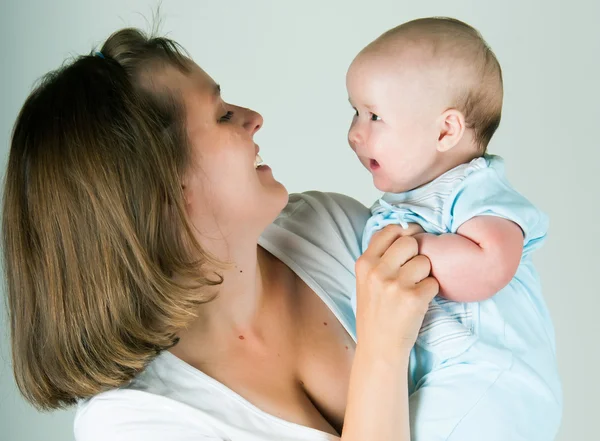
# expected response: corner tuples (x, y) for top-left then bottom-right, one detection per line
(1, 1), (598, 440)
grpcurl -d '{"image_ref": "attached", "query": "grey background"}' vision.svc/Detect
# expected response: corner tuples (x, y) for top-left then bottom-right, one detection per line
(1, 0), (598, 440)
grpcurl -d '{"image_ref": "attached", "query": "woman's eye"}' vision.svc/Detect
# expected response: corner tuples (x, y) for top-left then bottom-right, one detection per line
(371, 113), (381, 121)
(219, 111), (234, 122)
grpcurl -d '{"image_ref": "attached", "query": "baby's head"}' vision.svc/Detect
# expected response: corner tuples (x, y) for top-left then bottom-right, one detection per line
(347, 17), (503, 193)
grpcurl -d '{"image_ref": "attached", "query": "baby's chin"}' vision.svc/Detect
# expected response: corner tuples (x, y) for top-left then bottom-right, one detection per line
(372, 175), (410, 194)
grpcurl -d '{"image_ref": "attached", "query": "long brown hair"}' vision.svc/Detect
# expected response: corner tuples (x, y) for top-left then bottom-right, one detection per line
(3, 28), (221, 410)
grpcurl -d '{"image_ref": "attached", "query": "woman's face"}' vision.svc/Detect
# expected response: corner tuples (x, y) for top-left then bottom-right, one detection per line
(163, 62), (288, 249)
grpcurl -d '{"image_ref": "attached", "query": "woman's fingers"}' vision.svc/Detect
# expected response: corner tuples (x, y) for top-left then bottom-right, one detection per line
(363, 225), (412, 259)
(398, 254), (432, 284)
(355, 224), (440, 356)
(358, 227), (419, 278)
(383, 247), (428, 282)
(415, 276), (440, 301)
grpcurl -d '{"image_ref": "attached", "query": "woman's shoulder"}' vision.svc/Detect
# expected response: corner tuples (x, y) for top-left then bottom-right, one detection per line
(261, 192), (367, 341)
(284, 191), (369, 222)
(270, 191), (370, 263)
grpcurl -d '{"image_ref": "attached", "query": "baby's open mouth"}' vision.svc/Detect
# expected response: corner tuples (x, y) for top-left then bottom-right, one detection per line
(369, 159), (380, 170)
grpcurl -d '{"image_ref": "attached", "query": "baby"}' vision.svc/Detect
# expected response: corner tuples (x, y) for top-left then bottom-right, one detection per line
(347, 18), (562, 440)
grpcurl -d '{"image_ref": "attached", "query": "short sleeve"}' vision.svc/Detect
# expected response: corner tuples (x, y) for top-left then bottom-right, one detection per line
(443, 157), (549, 256)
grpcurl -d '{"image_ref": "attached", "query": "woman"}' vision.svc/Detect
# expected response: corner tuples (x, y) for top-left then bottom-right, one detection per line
(3, 28), (437, 440)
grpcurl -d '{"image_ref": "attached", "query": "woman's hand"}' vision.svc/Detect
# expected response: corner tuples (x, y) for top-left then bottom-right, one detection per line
(355, 224), (439, 360)
(343, 225), (439, 441)
(399, 223), (426, 237)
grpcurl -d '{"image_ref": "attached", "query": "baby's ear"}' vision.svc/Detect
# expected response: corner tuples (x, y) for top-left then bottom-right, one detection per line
(436, 109), (466, 152)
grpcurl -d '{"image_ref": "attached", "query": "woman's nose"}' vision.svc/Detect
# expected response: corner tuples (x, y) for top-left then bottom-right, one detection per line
(243, 108), (263, 136)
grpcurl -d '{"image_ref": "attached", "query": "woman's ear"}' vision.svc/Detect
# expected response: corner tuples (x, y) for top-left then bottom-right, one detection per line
(436, 108), (466, 152)
(181, 183), (192, 206)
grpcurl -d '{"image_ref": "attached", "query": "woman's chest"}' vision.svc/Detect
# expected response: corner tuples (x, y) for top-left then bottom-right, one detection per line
(198, 280), (355, 436)
(294, 279), (356, 434)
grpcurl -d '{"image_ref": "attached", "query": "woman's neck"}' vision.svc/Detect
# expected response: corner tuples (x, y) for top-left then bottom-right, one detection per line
(170, 241), (287, 361)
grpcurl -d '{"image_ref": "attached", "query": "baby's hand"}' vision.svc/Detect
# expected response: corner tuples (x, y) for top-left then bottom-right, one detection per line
(399, 223), (425, 236)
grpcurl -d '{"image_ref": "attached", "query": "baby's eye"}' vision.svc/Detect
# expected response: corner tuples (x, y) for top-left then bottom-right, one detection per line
(352, 107), (358, 117)
(370, 113), (381, 121)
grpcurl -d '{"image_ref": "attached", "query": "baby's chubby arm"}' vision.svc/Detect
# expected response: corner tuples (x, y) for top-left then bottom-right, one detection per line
(410, 216), (523, 302)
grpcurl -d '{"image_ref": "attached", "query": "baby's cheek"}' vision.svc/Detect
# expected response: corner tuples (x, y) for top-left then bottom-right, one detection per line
(382, 145), (409, 171)
(371, 132), (396, 157)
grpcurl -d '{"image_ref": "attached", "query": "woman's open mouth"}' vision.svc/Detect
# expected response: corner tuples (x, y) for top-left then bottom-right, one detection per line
(254, 153), (264, 169)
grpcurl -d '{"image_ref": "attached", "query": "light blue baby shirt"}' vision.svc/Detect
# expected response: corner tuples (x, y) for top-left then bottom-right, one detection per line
(359, 156), (562, 439)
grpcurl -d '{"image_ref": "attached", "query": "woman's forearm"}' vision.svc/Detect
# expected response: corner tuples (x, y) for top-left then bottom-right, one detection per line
(341, 343), (411, 441)
(343, 226), (439, 440)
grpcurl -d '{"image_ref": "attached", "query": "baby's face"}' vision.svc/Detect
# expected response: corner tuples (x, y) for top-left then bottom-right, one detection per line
(346, 52), (445, 193)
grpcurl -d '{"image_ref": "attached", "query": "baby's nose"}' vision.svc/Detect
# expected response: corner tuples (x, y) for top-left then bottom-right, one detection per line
(348, 126), (363, 150)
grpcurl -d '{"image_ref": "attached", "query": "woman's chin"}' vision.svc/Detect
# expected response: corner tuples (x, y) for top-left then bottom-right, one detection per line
(258, 180), (289, 222)
(271, 180), (290, 212)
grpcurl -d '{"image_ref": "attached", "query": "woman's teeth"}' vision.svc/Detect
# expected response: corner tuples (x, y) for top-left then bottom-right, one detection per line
(254, 153), (264, 169)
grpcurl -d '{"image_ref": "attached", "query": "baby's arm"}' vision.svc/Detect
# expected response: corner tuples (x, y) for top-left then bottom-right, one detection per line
(413, 216), (523, 302)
